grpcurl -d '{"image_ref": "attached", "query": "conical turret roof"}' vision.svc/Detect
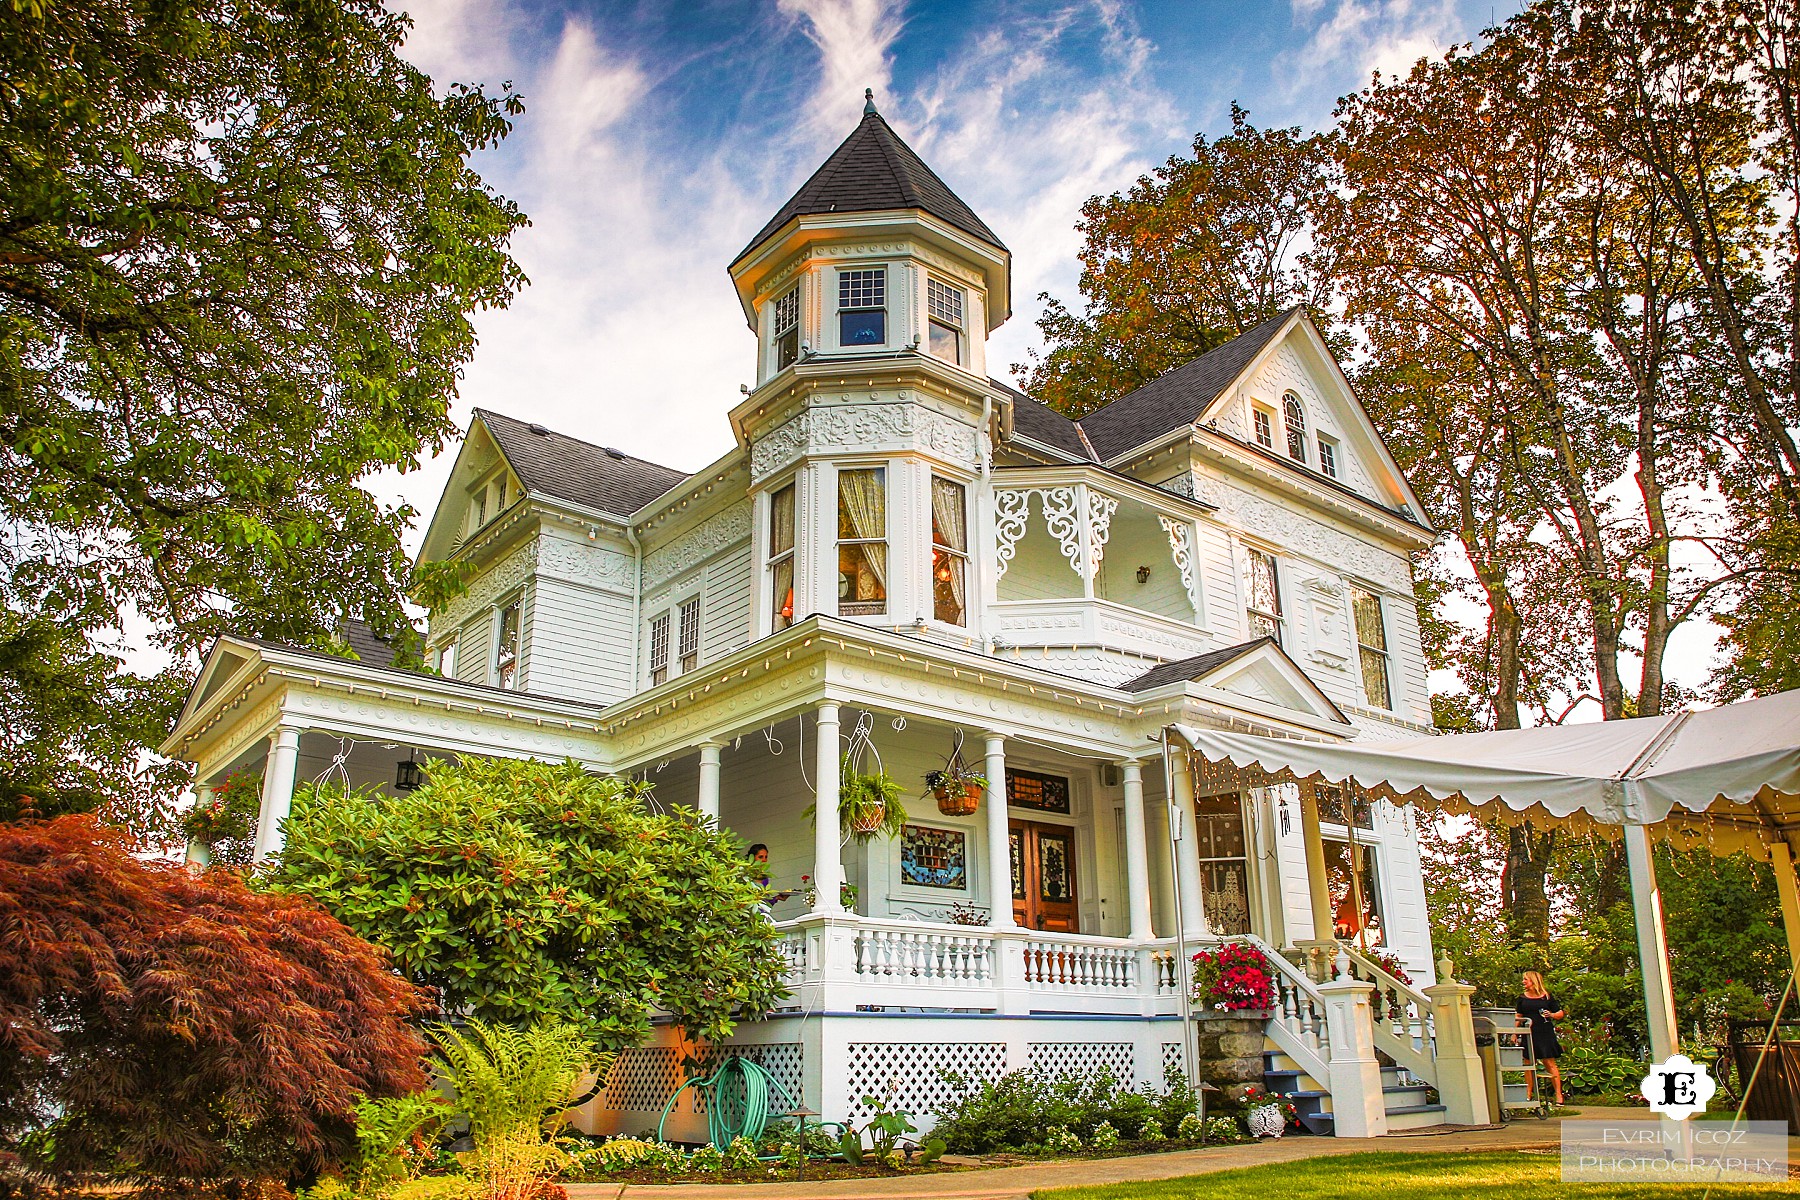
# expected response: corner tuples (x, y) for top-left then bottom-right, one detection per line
(735, 98), (1005, 264)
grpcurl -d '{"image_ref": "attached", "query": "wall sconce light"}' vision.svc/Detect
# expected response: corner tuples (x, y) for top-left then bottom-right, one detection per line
(395, 751), (424, 792)
(1136, 565), (1151, 584)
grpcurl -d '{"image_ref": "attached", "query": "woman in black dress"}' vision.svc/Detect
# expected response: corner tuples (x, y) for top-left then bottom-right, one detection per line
(1517, 970), (1566, 1105)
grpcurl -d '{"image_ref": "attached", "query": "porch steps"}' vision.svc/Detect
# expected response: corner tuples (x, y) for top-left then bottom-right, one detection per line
(1261, 1050), (1447, 1136)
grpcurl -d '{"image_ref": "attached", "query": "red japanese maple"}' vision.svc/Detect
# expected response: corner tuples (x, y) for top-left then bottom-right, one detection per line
(0, 816), (429, 1188)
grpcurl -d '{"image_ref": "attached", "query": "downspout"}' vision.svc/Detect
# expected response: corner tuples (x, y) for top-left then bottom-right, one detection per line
(626, 524), (643, 689)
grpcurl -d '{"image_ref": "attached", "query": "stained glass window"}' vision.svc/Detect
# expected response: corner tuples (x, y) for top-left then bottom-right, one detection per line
(1006, 769), (1071, 814)
(1038, 830), (1072, 901)
(900, 825), (967, 890)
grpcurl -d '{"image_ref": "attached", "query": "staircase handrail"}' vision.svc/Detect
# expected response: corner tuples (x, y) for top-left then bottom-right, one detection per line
(1340, 944), (1436, 1083)
(1239, 933), (1331, 1086)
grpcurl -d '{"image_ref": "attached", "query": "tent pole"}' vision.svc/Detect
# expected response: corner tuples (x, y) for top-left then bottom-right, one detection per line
(1622, 822), (1680, 1062)
(1769, 841), (1800, 991)
(1162, 735), (1199, 1123)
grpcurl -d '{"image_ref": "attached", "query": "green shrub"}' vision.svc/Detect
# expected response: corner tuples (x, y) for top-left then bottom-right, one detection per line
(1090, 1120), (1119, 1150)
(930, 1069), (1197, 1153)
(1559, 1046), (1646, 1098)
(1175, 1112), (1205, 1141)
(1042, 1126), (1082, 1155)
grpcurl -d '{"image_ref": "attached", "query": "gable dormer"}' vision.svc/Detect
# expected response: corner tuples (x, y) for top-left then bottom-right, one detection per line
(729, 91), (1011, 387)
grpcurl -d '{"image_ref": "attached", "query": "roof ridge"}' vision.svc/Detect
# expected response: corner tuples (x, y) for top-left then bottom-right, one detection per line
(868, 113), (921, 208)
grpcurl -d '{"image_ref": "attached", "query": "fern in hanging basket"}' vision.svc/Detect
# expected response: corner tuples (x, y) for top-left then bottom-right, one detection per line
(923, 731), (988, 817)
(839, 754), (907, 840)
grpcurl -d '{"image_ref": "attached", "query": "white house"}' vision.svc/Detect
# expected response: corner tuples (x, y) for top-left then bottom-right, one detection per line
(162, 96), (1489, 1138)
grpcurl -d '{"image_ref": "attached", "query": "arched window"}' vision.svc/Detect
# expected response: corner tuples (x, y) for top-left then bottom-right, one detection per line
(1283, 392), (1307, 463)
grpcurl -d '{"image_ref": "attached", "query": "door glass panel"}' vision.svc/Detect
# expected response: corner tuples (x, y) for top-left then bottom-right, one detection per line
(1009, 830), (1024, 900)
(1325, 838), (1384, 947)
(1039, 832), (1071, 901)
(1195, 793), (1251, 936)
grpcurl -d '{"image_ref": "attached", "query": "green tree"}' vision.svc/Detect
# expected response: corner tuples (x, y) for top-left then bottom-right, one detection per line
(1017, 104), (1332, 417)
(0, 0), (527, 832)
(266, 757), (789, 1048)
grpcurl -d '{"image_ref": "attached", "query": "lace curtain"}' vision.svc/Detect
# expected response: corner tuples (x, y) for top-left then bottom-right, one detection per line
(931, 475), (966, 616)
(838, 468), (887, 593)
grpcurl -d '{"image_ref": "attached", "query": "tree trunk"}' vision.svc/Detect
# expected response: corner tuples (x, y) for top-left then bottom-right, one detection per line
(1502, 821), (1558, 945)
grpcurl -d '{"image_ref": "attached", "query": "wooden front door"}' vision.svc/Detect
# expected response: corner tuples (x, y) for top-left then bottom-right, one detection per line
(1010, 820), (1078, 932)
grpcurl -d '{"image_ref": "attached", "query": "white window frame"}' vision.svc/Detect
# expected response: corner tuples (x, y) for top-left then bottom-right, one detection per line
(648, 611), (670, 687)
(836, 463), (889, 618)
(1317, 434), (1339, 479)
(926, 277), (965, 366)
(1282, 392), (1308, 464)
(837, 266), (888, 349)
(436, 636), (458, 679)
(1252, 404), (1275, 450)
(678, 595), (701, 673)
(493, 596), (521, 689)
(1351, 585), (1393, 710)
(772, 285), (801, 372)
(1243, 545), (1284, 646)
(767, 480), (797, 634)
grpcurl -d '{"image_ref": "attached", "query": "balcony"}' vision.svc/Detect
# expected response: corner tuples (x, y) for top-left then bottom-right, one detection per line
(992, 597), (1214, 675)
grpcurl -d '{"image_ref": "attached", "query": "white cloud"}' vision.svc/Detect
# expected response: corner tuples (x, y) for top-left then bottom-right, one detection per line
(778, 0), (907, 142)
(1291, 0), (1463, 89)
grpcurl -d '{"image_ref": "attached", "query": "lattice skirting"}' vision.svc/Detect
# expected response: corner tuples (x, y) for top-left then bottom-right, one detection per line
(846, 1042), (1007, 1123)
(1162, 1041), (1185, 1085)
(601, 1042), (804, 1115)
(1028, 1041), (1135, 1086)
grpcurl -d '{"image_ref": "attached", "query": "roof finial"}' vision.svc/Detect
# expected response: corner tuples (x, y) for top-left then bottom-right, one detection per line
(864, 87), (877, 116)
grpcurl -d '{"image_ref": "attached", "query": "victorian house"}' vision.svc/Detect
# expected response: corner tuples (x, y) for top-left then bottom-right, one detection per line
(163, 96), (1490, 1138)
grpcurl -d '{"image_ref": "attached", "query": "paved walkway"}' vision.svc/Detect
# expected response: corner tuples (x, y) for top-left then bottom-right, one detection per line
(566, 1109), (1618, 1200)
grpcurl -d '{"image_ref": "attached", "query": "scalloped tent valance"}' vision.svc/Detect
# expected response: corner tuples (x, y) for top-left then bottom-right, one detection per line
(1169, 689), (1800, 856)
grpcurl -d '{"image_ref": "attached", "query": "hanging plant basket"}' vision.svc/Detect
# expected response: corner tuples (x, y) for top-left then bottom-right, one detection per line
(924, 730), (988, 818)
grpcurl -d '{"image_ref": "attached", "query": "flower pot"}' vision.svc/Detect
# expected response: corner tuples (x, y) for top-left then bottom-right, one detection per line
(847, 803), (888, 836)
(1247, 1103), (1286, 1139)
(935, 782), (980, 817)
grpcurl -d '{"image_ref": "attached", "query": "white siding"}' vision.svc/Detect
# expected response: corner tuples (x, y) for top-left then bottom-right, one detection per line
(455, 612), (493, 686)
(702, 545), (753, 662)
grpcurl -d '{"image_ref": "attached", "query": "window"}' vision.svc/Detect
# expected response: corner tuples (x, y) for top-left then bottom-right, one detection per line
(1316, 781), (1374, 830)
(495, 600), (520, 689)
(649, 612), (670, 686)
(838, 268), (886, 347)
(1318, 435), (1338, 479)
(1284, 392), (1307, 462)
(1325, 836), (1385, 948)
(930, 475), (967, 625)
(1253, 406), (1274, 449)
(1245, 548), (1283, 645)
(836, 466), (887, 616)
(1194, 794), (1251, 936)
(472, 489), (487, 531)
(678, 597), (700, 672)
(436, 638), (457, 679)
(926, 278), (965, 365)
(494, 477), (507, 511)
(773, 286), (800, 370)
(1352, 586), (1391, 709)
(769, 483), (796, 631)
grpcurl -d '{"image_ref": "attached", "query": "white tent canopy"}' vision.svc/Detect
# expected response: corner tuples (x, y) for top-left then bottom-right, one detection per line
(1167, 689), (1800, 1065)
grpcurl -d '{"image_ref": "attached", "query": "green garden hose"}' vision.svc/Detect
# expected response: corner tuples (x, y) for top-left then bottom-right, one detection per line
(655, 1056), (797, 1150)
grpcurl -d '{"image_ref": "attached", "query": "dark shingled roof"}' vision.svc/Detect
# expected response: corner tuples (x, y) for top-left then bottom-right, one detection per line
(1118, 638), (1274, 692)
(993, 379), (1094, 461)
(1077, 308), (1299, 461)
(476, 408), (689, 518)
(737, 108), (1005, 263)
(336, 618), (408, 668)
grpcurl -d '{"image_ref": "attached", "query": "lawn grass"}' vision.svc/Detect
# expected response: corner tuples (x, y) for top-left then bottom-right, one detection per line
(1033, 1150), (1796, 1198)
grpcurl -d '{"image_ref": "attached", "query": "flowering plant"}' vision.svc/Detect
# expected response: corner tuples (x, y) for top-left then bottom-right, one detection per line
(1236, 1084), (1299, 1124)
(1190, 940), (1275, 1011)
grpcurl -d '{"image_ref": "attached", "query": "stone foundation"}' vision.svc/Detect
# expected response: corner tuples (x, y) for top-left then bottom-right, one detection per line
(1192, 1008), (1271, 1102)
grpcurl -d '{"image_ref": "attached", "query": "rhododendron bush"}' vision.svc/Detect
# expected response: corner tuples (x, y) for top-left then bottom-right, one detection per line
(0, 815), (428, 1188)
(1189, 940), (1276, 1011)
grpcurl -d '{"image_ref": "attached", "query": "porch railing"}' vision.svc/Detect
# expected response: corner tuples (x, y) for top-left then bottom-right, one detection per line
(771, 913), (1189, 1015)
(1340, 945), (1437, 1085)
(1243, 933), (1331, 1085)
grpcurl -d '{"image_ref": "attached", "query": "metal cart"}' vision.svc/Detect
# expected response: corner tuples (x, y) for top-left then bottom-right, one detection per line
(1474, 1007), (1544, 1119)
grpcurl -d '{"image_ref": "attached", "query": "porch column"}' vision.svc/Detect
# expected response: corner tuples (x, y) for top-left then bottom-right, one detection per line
(812, 704), (843, 916)
(1623, 822), (1680, 1062)
(251, 724), (302, 863)
(1170, 748), (1207, 938)
(696, 740), (723, 824)
(1120, 759), (1155, 940)
(183, 782), (214, 872)
(1770, 841), (1800, 988)
(984, 733), (1015, 930)
(1298, 781), (1333, 942)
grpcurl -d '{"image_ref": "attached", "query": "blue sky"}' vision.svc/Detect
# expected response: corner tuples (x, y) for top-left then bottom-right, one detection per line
(389, 0), (1517, 516)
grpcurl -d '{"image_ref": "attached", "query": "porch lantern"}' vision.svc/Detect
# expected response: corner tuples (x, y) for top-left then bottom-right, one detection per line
(395, 751), (424, 792)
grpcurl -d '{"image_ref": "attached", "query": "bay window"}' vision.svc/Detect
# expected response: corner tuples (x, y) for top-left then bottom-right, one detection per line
(837, 466), (888, 616)
(773, 286), (800, 370)
(769, 483), (795, 632)
(930, 475), (967, 625)
(927, 278), (965, 365)
(838, 268), (886, 347)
